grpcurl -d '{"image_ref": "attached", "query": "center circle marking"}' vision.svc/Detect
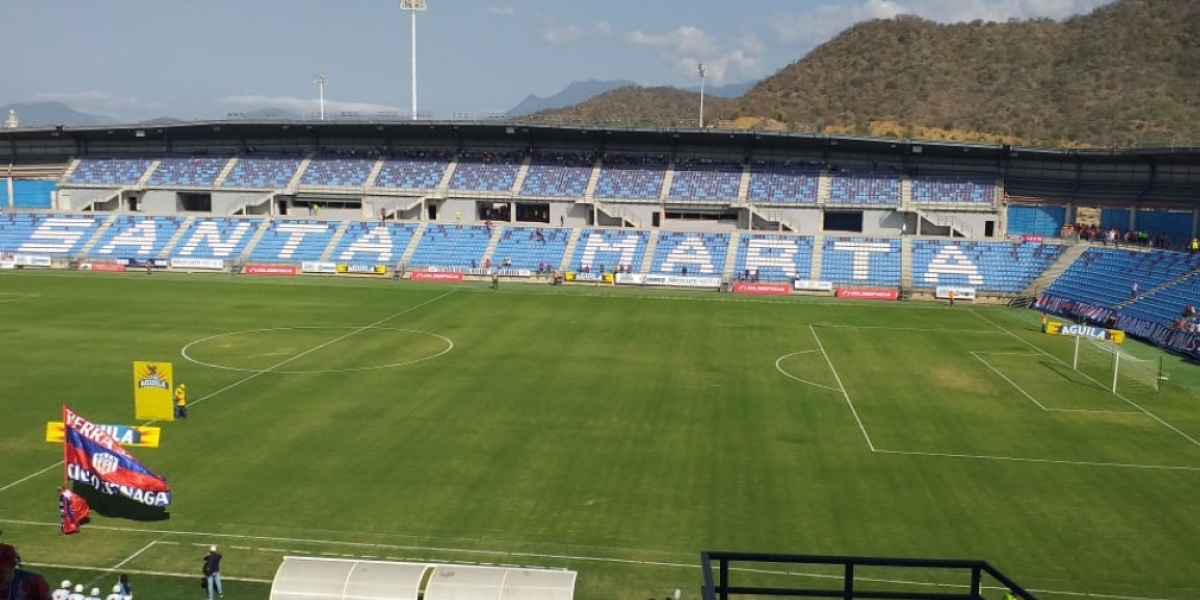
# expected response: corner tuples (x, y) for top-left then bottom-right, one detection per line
(180, 326), (453, 374)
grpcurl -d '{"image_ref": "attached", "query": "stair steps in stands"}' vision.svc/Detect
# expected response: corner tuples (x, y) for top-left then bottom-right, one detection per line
(157, 216), (196, 259)
(60, 159), (82, 185)
(809, 233), (825, 280)
(559, 227), (582, 272)
(319, 221), (351, 262)
(237, 217), (273, 263)
(437, 156), (458, 191)
(900, 235), (913, 288)
(479, 225), (505, 266)
(365, 157), (386, 189)
(287, 154), (314, 189)
(137, 160), (162, 187)
(816, 171), (831, 205)
(213, 157), (238, 187)
(639, 230), (660, 274)
(584, 158), (603, 199)
(659, 162), (675, 202)
(1114, 268), (1200, 309)
(736, 164), (752, 204)
(511, 156), (532, 194)
(723, 232), (741, 279)
(1022, 243), (1089, 296)
(75, 214), (118, 259)
(899, 176), (913, 208)
(398, 222), (427, 268)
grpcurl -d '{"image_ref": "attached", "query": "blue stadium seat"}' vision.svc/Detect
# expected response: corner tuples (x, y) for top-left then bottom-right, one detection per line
(668, 159), (742, 203)
(448, 151), (523, 193)
(747, 162), (820, 204)
(300, 154), (374, 188)
(89, 215), (183, 258)
(593, 155), (667, 201)
(68, 158), (153, 186)
(489, 227), (571, 270)
(732, 234), (815, 281)
(222, 154), (303, 189)
(911, 176), (994, 204)
(827, 171), (900, 206)
(519, 153), (593, 198)
(406, 225), (492, 269)
(148, 156), (230, 187)
(0, 213), (104, 255)
(648, 232), (730, 275)
(170, 218), (263, 260)
(819, 237), (901, 285)
(570, 229), (649, 272)
(246, 220), (340, 262)
(329, 222), (420, 267)
(911, 240), (1063, 292)
(372, 150), (451, 190)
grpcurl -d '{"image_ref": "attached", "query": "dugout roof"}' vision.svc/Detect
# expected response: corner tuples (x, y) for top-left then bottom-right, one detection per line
(269, 557), (577, 600)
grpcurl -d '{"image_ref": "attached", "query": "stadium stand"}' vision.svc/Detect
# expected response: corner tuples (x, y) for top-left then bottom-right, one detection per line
(329, 222), (419, 267)
(221, 154), (304, 189)
(911, 176), (995, 204)
(67, 157), (154, 186)
(593, 155), (668, 201)
(448, 151), (523, 193)
(648, 232), (730, 275)
(171, 217), (263, 260)
(300, 153), (375, 187)
(732, 234), (815, 281)
(911, 240), (1064, 293)
(89, 215), (184, 257)
(746, 162), (821, 204)
(406, 225), (491, 269)
(1120, 272), (1200, 331)
(519, 152), (594, 197)
(0, 213), (103, 255)
(1135, 209), (1193, 246)
(10, 180), (56, 209)
(489, 227), (571, 270)
(819, 237), (902, 286)
(246, 219), (340, 262)
(827, 170), (900, 205)
(148, 156), (230, 187)
(570, 229), (649, 272)
(668, 159), (743, 202)
(1006, 205), (1066, 237)
(372, 150), (452, 190)
(1043, 248), (1200, 309)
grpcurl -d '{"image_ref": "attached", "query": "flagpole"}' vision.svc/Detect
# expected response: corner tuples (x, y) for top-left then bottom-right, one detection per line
(61, 405), (69, 484)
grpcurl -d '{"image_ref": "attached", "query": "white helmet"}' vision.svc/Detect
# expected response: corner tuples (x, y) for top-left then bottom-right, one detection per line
(74, 584), (84, 593)
(113, 585), (122, 593)
(61, 581), (71, 589)
(91, 589), (100, 596)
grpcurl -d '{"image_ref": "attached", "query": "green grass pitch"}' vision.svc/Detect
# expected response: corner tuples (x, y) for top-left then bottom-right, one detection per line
(2, 272), (1199, 600)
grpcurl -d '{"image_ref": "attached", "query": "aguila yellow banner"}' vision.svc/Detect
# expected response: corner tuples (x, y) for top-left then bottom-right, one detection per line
(46, 422), (161, 448)
(133, 361), (175, 421)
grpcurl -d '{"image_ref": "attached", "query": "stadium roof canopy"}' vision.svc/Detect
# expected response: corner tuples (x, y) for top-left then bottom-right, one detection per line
(269, 557), (577, 600)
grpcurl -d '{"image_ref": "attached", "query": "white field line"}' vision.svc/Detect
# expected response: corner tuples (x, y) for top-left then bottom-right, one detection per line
(0, 290), (458, 495)
(22, 562), (271, 584)
(970, 351), (1136, 414)
(971, 351), (1050, 410)
(808, 324), (875, 451)
(82, 536), (168, 589)
(3, 518), (1187, 600)
(874, 448), (1200, 472)
(808, 323), (997, 333)
(972, 309), (1200, 451)
(774, 351), (842, 392)
(0, 294), (41, 305)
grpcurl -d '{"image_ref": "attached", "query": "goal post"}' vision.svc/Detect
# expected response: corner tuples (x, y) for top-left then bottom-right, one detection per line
(1073, 335), (1162, 394)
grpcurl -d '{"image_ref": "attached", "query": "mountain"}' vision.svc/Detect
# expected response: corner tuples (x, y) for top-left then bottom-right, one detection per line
(681, 81), (757, 98)
(507, 80), (637, 118)
(0, 101), (117, 127)
(520, 86), (735, 128)
(526, 0), (1200, 147)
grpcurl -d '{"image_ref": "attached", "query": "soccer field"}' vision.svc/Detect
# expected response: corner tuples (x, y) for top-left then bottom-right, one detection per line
(2, 272), (1199, 600)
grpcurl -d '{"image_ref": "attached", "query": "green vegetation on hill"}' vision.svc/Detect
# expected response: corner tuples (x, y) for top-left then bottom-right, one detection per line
(528, 0), (1200, 147)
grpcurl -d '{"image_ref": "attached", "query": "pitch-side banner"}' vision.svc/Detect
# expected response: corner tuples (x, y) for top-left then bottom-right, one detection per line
(47, 422), (161, 448)
(1046, 321), (1126, 344)
(62, 406), (171, 507)
(133, 361), (174, 421)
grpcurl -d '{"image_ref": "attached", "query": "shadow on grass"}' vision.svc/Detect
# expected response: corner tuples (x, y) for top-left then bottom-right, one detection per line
(73, 484), (170, 522)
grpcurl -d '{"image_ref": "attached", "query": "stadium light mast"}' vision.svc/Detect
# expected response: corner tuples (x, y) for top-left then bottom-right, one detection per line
(314, 73), (328, 121)
(697, 63), (707, 128)
(400, 0), (427, 120)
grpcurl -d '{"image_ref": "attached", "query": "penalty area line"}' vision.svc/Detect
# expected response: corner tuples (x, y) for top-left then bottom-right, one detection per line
(808, 324), (876, 451)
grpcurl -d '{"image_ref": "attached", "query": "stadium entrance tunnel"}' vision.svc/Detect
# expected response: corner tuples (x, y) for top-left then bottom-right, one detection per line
(269, 557), (577, 600)
(180, 326), (453, 374)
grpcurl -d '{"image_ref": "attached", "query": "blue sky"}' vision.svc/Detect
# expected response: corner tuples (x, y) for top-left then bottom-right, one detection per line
(1, 0), (1115, 121)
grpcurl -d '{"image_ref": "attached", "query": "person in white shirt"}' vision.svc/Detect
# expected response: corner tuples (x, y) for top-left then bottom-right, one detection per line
(67, 584), (86, 600)
(103, 585), (123, 600)
(84, 587), (102, 600)
(51, 580), (71, 600)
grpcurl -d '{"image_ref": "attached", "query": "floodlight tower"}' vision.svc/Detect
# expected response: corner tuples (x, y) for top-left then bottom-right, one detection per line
(314, 73), (328, 121)
(697, 63), (708, 128)
(400, 0), (427, 120)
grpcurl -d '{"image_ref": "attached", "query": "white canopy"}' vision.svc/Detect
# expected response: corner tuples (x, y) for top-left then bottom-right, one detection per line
(269, 557), (577, 600)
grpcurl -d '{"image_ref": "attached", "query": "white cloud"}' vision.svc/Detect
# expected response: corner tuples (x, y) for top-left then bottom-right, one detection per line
(486, 6), (516, 16)
(540, 23), (583, 44)
(222, 95), (405, 115)
(594, 21), (614, 37)
(31, 90), (163, 117)
(625, 26), (764, 84)
(774, 0), (1116, 46)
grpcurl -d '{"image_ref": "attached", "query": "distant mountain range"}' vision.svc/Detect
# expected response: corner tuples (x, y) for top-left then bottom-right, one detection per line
(0, 101), (117, 127)
(506, 79), (757, 118)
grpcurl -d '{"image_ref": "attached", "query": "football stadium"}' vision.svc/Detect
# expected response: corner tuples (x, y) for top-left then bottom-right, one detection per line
(3, 118), (1200, 600)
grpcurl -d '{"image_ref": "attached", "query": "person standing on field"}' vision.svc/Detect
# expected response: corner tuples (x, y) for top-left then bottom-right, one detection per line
(202, 546), (223, 600)
(174, 384), (187, 419)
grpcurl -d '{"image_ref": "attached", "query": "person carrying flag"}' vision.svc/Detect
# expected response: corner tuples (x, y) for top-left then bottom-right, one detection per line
(58, 487), (89, 535)
(174, 384), (187, 419)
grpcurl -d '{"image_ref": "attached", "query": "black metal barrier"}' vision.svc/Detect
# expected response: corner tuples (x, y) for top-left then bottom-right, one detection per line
(700, 552), (1038, 600)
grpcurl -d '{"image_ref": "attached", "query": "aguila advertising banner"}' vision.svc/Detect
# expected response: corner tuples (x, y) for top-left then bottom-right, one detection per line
(62, 406), (171, 507)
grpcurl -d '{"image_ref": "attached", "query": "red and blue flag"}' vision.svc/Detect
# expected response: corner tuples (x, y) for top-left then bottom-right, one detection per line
(62, 406), (171, 507)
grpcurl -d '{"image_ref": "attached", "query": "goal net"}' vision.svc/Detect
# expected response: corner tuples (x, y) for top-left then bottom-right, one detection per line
(1072, 336), (1162, 394)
